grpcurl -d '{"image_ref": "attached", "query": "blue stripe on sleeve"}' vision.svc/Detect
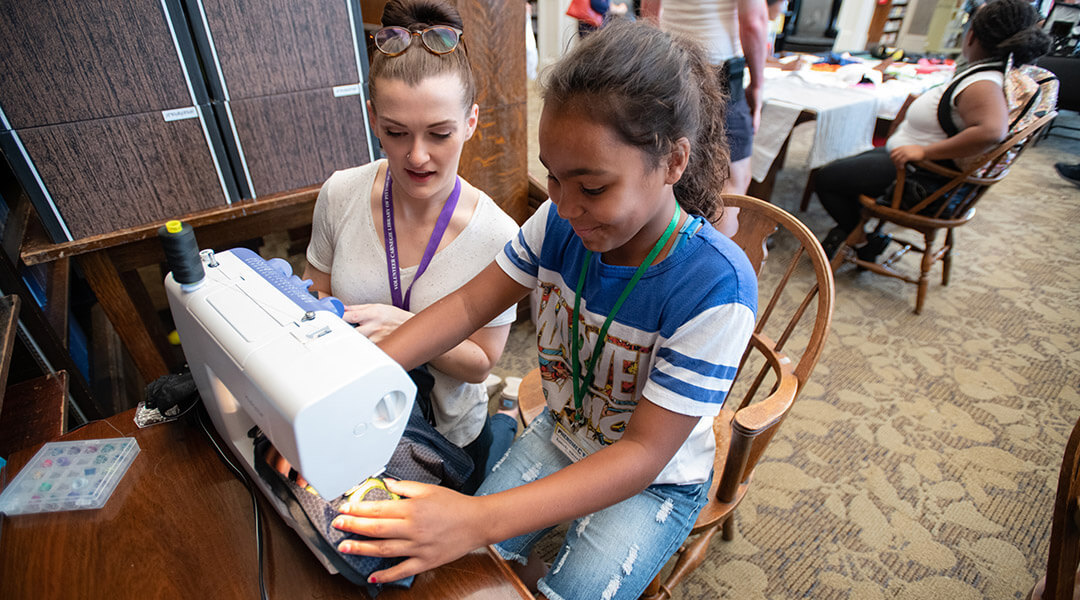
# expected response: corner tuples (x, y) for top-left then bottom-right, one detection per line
(656, 347), (740, 381)
(650, 370), (729, 404)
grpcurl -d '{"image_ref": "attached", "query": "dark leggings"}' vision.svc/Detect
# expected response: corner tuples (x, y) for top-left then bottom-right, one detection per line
(461, 412), (518, 494)
(814, 147), (898, 234)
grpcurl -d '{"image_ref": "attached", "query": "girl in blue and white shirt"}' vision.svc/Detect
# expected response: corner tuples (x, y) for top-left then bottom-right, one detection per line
(334, 20), (758, 600)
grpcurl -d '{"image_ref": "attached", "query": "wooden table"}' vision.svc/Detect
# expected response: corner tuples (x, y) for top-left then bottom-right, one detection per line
(0, 408), (532, 600)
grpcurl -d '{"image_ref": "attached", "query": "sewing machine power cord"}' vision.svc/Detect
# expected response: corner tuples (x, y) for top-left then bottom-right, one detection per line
(196, 403), (271, 600)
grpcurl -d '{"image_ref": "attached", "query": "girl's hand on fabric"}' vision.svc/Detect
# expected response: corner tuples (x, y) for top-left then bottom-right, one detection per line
(343, 303), (413, 344)
(331, 479), (487, 584)
(890, 144), (925, 168)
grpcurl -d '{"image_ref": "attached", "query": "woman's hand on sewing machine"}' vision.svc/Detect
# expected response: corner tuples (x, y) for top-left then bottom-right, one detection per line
(890, 144), (926, 168)
(343, 303), (413, 344)
(331, 479), (487, 583)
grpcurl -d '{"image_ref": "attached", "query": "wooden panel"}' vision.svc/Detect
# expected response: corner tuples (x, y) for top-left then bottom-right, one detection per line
(359, 0), (387, 24)
(457, 0), (527, 108)
(225, 88), (372, 198)
(0, 0), (197, 129)
(461, 103), (530, 224)
(15, 108), (230, 241)
(20, 187), (319, 267)
(0, 371), (67, 457)
(0, 294), (20, 416)
(196, 0), (361, 100)
(457, 0), (529, 224)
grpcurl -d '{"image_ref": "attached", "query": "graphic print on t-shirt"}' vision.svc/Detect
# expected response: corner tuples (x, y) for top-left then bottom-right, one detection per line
(535, 280), (652, 447)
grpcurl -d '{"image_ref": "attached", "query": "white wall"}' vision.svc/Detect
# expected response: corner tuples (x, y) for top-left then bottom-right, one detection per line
(898, 0), (937, 54)
(537, 0), (578, 76)
(833, 0), (875, 53)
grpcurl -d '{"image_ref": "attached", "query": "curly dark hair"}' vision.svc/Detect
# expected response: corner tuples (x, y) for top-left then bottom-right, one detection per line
(970, 0), (1051, 65)
(541, 20), (730, 222)
(369, 0), (476, 109)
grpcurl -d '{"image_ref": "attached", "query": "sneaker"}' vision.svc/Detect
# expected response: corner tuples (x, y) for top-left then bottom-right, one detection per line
(484, 373), (503, 399)
(820, 226), (848, 260)
(500, 376), (522, 411)
(1055, 162), (1080, 187)
(855, 232), (892, 263)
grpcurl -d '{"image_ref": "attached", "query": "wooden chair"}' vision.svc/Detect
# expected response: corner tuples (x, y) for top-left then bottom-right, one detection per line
(1028, 415), (1080, 600)
(517, 195), (835, 600)
(830, 110), (1057, 314)
(800, 94), (918, 213)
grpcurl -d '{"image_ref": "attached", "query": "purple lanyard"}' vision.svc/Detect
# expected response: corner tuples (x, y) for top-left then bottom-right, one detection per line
(382, 169), (461, 311)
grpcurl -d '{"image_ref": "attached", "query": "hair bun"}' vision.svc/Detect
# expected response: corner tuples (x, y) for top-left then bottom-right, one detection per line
(381, 0), (464, 31)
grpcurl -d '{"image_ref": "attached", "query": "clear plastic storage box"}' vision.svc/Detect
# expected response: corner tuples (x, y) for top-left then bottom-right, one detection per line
(0, 437), (140, 515)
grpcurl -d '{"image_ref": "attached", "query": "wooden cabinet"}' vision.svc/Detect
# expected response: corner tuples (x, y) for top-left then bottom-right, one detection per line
(0, 0), (234, 242)
(186, 0), (375, 199)
(0, 107), (234, 241)
(218, 86), (371, 198)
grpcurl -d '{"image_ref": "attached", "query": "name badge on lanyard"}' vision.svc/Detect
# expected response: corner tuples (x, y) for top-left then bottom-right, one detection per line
(551, 418), (602, 463)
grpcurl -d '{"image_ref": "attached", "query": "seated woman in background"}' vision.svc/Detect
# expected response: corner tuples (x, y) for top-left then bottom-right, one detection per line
(813, 0), (1050, 260)
(302, 0), (519, 494)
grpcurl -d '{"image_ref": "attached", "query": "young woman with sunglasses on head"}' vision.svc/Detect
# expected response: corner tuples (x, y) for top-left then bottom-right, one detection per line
(301, 0), (519, 494)
(332, 20), (758, 600)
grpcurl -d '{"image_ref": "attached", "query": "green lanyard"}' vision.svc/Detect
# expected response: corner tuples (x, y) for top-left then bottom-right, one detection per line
(570, 204), (681, 425)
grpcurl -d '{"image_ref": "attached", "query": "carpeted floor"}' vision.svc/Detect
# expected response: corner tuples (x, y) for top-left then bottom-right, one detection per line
(492, 87), (1080, 599)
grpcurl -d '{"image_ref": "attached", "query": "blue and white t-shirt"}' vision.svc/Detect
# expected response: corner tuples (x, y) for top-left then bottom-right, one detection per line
(497, 201), (757, 486)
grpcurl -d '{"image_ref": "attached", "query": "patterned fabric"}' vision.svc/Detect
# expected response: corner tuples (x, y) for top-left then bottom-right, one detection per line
(971, 60), (1059, 178)
(253, 398), (473, 596)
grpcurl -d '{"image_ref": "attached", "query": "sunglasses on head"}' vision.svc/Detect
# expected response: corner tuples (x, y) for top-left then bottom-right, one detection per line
(372, 25), (463, 56)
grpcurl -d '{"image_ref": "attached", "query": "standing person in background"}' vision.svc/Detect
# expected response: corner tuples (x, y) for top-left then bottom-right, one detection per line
(659, 0), (769, 236)
(766, 0), (787, 55)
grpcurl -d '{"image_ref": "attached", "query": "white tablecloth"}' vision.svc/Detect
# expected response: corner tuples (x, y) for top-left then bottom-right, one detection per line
(751, 75), (878, 182)
(750, 64), (953, 183)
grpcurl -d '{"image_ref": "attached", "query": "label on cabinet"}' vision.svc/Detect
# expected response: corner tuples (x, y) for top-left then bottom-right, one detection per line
(332, 84), (362, 98)
(162, 107), (200, 122)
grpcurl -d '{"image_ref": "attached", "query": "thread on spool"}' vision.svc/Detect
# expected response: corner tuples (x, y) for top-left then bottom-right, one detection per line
(158, 220), (205, 289)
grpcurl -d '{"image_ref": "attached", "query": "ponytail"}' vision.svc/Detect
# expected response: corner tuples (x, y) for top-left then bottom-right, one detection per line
(970, 0), (1051, 65)
(675, 36), (729, 222)
(996, 28), (1051, 66)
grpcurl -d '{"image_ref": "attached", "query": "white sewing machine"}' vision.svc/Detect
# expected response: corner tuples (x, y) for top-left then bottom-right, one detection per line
(163, 246), (415, 572)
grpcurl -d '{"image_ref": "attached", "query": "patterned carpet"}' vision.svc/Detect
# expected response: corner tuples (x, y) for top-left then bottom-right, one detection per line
(492, 101), (1080, 599)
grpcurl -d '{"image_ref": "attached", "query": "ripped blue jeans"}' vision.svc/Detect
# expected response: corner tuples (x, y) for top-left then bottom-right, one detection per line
(477, 411), (710, 600)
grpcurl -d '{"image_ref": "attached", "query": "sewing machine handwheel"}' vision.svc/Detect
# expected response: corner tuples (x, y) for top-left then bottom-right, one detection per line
(372, 391), (409, 428)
